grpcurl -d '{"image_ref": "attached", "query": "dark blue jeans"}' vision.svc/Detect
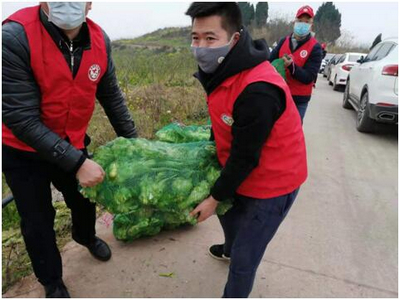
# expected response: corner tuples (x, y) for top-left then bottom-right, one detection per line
(218, 188), (299, 298)
(295, 102), (309, 122)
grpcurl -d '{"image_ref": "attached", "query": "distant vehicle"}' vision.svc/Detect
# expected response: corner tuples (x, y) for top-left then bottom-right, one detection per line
(329, 52), (367, 91)
(324, 54), (343, 79)
(320, 53), (335, 73)
(343, 38), (398, 132)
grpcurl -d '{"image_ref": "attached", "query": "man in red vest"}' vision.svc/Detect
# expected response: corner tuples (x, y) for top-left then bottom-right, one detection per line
(2, 3), (137, 297)
(186, 3), (307, 297)
(269, 5), (323, 121)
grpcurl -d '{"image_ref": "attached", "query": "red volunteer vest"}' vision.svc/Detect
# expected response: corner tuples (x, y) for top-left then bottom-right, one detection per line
(208, 61), (307, 199)
(2, 6), (107, 151)
(279, 35), (318, 96)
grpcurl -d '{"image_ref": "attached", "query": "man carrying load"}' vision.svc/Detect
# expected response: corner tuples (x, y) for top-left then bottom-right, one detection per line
(186, 2), (307, 297)
(2, 2), (137, 297)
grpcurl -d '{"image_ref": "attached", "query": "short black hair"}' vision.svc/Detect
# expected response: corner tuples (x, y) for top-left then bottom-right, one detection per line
(185, 2), (242, 36)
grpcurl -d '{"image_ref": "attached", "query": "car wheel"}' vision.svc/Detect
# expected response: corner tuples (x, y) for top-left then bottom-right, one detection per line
(333, 76), (339, 91)
(356, 92), (374, 133)
(342, 82), (353, 109)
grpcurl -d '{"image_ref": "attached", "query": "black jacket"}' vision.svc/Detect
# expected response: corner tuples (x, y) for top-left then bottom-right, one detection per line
(195, 28), (286, 201)
(269, 33), (323, 103)
(2, 8), (137, 173)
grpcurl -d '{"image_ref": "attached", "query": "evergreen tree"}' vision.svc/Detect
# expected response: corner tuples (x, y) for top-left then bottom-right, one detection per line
(314, 2), (342, 45)
(238, 2), (255, 27)
(255, 2), (269, 28)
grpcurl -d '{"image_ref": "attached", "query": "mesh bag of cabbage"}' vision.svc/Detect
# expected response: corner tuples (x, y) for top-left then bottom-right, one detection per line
(155, 122), (211, 143)
(81, 137), (232, 241)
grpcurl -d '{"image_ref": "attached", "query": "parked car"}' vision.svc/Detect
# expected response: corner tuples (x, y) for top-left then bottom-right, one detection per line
(343, 38), (398, 132)
(324, 54), (343, 78)
(320, 53), (335, 73)
(329, 52), (367, 91)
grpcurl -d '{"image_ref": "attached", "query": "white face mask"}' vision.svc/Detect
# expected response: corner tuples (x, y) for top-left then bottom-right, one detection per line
(47, 2), (87, 30)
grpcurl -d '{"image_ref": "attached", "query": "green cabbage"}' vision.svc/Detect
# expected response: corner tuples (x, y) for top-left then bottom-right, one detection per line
(155, 123), (211, 143)
(81, 135), (232, 242)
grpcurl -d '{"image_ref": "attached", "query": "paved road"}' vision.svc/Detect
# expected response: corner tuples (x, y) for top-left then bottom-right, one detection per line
(4, 75), (398, 298)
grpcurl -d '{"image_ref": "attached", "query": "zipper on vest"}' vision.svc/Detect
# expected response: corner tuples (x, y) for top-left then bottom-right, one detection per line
(69, 41), (74, 74)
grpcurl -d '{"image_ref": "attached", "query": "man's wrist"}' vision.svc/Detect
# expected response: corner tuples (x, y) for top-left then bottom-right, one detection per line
(207, 195), (219, 204)
(72, 154), (87, 175)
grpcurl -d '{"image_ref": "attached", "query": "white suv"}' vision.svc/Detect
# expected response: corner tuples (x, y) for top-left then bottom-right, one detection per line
(343, 38), (398, 132)
(329, 52), (367, 91)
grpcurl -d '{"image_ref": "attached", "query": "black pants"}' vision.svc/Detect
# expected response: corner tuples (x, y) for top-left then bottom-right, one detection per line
(219, 189), (299, 297)
(2, 145), (96, 286)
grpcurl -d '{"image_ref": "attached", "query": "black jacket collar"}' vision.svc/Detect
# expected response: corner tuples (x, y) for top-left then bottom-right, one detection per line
(290, 33), (312, 52)
(39, 8), (91, 51)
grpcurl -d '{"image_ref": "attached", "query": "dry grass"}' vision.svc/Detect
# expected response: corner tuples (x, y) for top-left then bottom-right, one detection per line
(88, 82), (207, 151)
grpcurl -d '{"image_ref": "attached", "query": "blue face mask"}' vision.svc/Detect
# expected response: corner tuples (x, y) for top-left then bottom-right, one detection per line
(294, 22), (311, 37)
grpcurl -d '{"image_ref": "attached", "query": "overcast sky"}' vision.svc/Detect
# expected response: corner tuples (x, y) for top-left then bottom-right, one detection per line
(2, 1), (398, 46)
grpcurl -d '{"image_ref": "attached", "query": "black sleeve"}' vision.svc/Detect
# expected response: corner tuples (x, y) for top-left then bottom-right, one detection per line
(2, 21), (86, 173)
(96, 30), (138, 138)
(210, 82), (286, 201)
(287, 43), (323, 84)
(209, 127), (215, 141)
(268, 37), (285, 62)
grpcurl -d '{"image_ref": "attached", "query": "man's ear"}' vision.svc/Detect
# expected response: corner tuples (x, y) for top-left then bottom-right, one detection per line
(231, 32), (240, 48)
(85, 2), (92, 16)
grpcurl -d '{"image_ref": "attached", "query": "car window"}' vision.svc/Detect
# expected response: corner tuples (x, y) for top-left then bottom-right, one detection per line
(325, 54), (335, 61)
(333, 54), (343, 64)
(374, 43), (395, 61)
(364, 44), (383, 62)
(338, 55), (346, 63)
(390, 45), (398, 59)
(348, 54), (362, 62)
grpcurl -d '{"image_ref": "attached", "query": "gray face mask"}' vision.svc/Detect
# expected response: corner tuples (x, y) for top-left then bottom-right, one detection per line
(191, 35), (236, 74)
(48, 2), (86, 30)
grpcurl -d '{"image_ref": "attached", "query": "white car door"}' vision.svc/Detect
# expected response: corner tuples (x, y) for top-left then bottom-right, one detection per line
(367, 42), (397, 104)
(353, 44), (383, 98)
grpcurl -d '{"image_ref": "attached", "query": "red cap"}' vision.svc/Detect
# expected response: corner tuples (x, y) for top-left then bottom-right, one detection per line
(296, 5), (314, 18)
(321, 43), (326, 49)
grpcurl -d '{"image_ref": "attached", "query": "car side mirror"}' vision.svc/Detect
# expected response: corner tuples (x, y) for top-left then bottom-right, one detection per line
(357, 56), (365, 64)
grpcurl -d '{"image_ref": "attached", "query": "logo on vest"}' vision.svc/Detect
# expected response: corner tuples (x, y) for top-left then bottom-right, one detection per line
(221, 114), (234, 126)
(88, 64), (101, 81)
(300, 50), (308, 58)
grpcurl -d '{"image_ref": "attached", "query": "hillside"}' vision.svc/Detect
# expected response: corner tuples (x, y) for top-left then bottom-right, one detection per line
(112, 26), (192, 51)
